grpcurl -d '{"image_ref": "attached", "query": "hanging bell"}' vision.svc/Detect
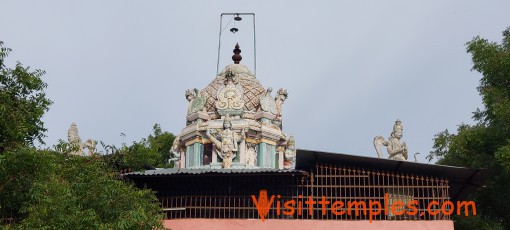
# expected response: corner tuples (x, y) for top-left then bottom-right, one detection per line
(234, 15), (242, 21)
(230, 27), (239, 34)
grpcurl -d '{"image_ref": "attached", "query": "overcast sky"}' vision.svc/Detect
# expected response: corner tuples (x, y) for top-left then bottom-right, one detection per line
(1, 1), (508, 163)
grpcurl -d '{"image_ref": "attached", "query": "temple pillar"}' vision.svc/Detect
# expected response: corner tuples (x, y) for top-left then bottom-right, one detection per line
(258, 142), (276, 168)
(257, 142), (266, 167)
(268, 144), (276, 168)
(186, 143), (203, 168)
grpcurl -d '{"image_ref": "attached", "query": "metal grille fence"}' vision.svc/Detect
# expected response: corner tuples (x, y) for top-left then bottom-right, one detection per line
(158, 163), (450, 221)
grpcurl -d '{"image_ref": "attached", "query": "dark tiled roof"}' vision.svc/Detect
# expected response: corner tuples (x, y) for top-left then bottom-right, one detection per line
(124, 168), (307, 176)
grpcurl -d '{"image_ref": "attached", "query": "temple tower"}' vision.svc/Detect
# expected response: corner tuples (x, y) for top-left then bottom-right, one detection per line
(171, 44), (295, 169)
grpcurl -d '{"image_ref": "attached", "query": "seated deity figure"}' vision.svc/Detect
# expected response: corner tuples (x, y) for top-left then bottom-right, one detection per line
(374, 120), (408, 161)
(206, 117), (245, 169)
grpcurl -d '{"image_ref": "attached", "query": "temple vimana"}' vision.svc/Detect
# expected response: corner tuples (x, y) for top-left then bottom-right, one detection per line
(169, 43), (297, 171)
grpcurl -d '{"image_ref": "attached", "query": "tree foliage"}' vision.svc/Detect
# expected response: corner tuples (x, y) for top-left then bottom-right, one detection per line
(0, 42), (52, 152)
(0, 148), (164, 229)
(102, 124), (175, 171)
(148, 123), (175, 165)
(428, 27), (510, 229)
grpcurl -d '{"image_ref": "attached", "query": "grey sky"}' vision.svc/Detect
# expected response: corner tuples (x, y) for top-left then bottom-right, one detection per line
(1, 1), (508, 163)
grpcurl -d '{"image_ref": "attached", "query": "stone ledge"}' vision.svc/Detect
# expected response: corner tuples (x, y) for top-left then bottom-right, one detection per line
(187, 111), (210, 122)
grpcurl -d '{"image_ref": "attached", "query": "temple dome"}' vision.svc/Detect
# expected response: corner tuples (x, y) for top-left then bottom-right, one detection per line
(200, 64), (266, 114)
(219, 63), (254, 77)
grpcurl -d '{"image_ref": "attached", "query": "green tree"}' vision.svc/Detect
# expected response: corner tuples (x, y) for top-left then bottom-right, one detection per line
(0, 148), (164, 229)
(148, 123), (176, 167)
(428, 27), (510, 229)
(102, 124), (176, 171)
(0, 41), (52, 152)
(0, 147), (53, 224)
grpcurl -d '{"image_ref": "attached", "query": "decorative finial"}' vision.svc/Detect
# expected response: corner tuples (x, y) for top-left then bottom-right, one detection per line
(232, 43), (242, 64)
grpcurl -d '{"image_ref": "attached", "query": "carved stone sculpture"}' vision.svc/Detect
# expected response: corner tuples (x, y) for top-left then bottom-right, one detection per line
(259, 87), (277, 114)
(169, 136), (182, 168)
(245, 143), (257, 166)
(374, 120), (408, 161)
(186, 88), (206, 115)
(67, 122), (96, 156)
(215, 70), (245, 116)
(275, 88), (288, 119)
(284, 135), (296, 169)
(68, 122), (83, 156)
(414, 152), (420, 163)
(83, 139), (96, 156)
(206, 116), (245, 168)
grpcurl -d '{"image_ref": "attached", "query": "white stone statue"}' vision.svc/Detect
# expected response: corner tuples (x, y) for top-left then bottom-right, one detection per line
(414, 152), (420, 163)
(245, 143), (257, 166)
(68, 122), (83, 155)
(186, 88), (206, 115)
(169, 136), (182, 168)
(83, 139), (96, 156)
(275, 88), (288, 120)
(259, 87), (277, 115)
(374, 120), (408, 161)
(206, 116), (245, 169)
(67, 122), (96, 156)
(284, 135), (296, 169)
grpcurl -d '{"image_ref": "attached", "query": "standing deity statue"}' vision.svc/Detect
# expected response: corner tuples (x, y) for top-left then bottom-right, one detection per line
(245, 143), (257, 167)
(68, 122), (83, 155)
(274, 88), (288, 120)
(374, 120), (408, 161)
(284, 135), (297, 169)
(67, 122), (96, 156)
(206, 116), (245, 169)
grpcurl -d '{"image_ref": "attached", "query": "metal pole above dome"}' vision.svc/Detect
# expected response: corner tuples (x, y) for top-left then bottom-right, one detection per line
(216, 13), (256, 75)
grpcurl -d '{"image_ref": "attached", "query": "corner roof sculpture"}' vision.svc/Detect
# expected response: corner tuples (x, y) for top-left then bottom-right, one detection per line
(374, 119), (408, 161)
